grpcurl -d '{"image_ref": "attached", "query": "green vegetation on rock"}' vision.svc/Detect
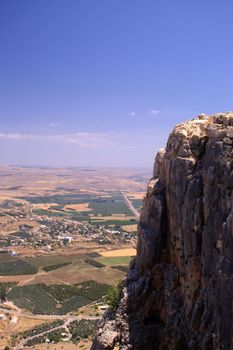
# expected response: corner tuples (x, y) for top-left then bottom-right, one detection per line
(107, 280), (124, 311)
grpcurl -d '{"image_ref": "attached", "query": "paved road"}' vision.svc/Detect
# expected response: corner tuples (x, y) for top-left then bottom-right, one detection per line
(121, 193), (140, 219)
(14, 316), (100, 350)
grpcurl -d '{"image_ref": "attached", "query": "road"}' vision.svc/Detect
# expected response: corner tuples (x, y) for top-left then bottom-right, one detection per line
(121, 193), (140, 219)
(0, 302), (100, 349)
(14, 316), (100, 350)
(0, 306), (99, 321)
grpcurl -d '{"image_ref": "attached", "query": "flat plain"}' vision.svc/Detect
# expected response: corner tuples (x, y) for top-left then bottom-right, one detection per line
(0, 165), (149, 349)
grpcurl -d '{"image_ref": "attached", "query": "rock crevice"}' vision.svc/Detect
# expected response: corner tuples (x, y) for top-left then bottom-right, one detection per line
(91, 113), (233, 350)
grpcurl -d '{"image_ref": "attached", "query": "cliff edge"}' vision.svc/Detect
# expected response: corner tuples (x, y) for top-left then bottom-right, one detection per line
(92, 113), (233, 350)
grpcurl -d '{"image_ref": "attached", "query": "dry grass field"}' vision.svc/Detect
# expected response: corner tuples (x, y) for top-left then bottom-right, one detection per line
(0, 318), (10, 348)
(122, 224), (138, 232)
(0, 314), (47, 348)
(26, 340), (91, 349)
(10, 317), (48, 333)
(100, 248), (136, 257)
(64, 203), (91, 211)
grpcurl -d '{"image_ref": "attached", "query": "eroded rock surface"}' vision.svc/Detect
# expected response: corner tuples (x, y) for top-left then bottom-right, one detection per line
(91, 113), (233, 350)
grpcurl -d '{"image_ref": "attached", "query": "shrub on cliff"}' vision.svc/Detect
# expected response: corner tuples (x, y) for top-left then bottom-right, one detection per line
(107, 280), (124, 311)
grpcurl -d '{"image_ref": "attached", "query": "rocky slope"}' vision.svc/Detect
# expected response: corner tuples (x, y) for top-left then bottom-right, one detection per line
(91, 113), (233, 350)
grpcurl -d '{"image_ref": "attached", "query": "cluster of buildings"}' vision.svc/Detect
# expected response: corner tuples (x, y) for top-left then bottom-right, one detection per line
(0, 215), (137, 255)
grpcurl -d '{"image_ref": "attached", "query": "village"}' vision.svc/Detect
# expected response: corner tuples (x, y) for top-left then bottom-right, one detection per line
(0, 215), (137, 256)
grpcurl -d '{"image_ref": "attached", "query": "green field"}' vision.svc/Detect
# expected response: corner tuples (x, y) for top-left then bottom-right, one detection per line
(89, 196), (132, 216)
(42, 262), (72, 272)
(57, 294), (90, 314)
(25, 328), (67, 346)
(75, 280), (111, 301)
(32, 208), (90, 220)
(8, 284), (58, 314)
(24, 254), (74, 268)
(24, 319), (99, 346)
(0, 256), (38, 276)
(111, 265), (129, 273)
(22, 192), (134, 217)
(85, 258), (105, 268)
(95, 256), (132, 266)
(69, 319), (99, 339)
(131, 199), (143, 209)
(19, 193), (97, 205)
(15, 320), (64, 341)
(7, 281), (111, 315)
(0, 250), (128, 288)
(91, 219), (137, 226)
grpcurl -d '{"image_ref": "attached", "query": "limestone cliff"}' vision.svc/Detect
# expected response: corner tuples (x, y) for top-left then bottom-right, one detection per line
(92, 113), (233, 350)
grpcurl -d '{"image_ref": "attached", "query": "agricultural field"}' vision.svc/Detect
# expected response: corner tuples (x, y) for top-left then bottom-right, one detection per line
(90, 218), (137, 226)
(7, 281), (111, 315)
(130, 198), (144, 209)
(0, 249), (135, 287)
(25, 328), (68, 347)
(95, 256), (132, 266)
(100, 248), (137, 257)
(0, 253), (38, 276)
(8, 284), (58, 314)
(42, 262), (72, 272)
(111, 265), (129, 273)
(22, 254), (126, 285)
(13, 319), (64, 342)
(28, 192), (136, 221)
(0, 166), (149, 348)
(89, 195), (132, 216)
(68, 319), (99, 339)
(20, 319), (99, 348)
(32, 208), (90, 221)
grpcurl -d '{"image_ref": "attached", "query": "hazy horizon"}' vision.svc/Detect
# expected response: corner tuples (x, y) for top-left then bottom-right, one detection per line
(0, 163), (151, 170)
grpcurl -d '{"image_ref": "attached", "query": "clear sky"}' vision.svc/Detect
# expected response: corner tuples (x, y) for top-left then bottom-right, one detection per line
(0, 0), (233, 167)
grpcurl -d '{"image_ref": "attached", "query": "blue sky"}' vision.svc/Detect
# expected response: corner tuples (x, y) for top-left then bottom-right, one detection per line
(0, 0), (233, 167)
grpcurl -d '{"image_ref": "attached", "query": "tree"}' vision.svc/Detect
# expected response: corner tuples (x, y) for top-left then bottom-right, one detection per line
(48, 333), (61, 343)
(0, 286), (7, 302)
(107, 280), (124, 311)
(4, 346), (10, 350)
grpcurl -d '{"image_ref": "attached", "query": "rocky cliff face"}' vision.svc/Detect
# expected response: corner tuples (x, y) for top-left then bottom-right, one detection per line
(92, 113), (233, 350)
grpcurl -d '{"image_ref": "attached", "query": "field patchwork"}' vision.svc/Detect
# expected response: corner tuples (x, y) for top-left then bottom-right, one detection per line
(7, 281), (111, 315)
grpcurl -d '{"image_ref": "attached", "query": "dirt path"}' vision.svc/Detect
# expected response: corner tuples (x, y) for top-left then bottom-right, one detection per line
(17, 269), (72, 287)
(0, 305), (99, 321)
(17, 270), (46, 286)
